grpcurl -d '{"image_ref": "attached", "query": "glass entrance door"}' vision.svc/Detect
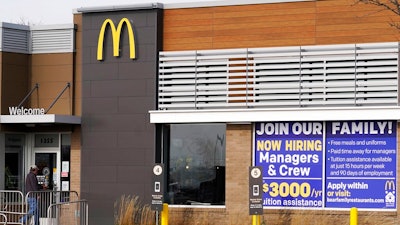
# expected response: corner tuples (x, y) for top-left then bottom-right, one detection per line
(35, 152), (58, 190)
(3, 133), (63, 191)
(33, 133), (61, 191)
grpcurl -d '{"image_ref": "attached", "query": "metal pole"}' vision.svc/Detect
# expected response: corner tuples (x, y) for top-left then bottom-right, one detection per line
(17, 83), (39, 108)
(45, 82), (70, 113)
(156, 211), (159, 225)
(252, 215), (260, 225)
(161, 203), (168, 225)
(350, 207), (358, 225)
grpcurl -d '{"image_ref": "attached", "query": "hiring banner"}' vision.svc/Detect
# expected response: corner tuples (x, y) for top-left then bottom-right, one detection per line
(254, 121), (397, 210)
(254, 122), (324, 208)
(325, 121), (396, 209)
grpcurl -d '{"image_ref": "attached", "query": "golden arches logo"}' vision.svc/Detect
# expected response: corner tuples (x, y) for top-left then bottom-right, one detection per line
(97, 18), (136, 61)
(385, 180), (395, 191)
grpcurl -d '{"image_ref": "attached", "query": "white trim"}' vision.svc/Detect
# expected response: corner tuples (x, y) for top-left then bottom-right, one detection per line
(0, 22), (29, 30)
(0, 114), (81, 124)
(73, 0), (311, 13)
(163, 0), (311, 9)
(149, 106), (400, 123)
(76, 3), (162, 13)
(30, 24), (75, 31)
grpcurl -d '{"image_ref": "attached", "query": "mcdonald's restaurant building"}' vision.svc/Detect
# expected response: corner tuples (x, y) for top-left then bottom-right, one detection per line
(1, 0), (400, 224)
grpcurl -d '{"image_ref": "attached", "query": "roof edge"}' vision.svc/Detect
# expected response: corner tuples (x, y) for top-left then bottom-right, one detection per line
(0, 22), (29, 30)
(73, 0), (312, 14)
(75, 2), (163, 13)
(163, 0), (312, 9)
(31, 24), (76, 31)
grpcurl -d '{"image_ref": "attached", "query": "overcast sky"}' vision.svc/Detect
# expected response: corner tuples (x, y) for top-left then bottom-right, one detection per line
(0, 0), (209, 25)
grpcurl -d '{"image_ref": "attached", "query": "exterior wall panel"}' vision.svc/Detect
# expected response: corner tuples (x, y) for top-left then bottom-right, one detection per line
(0, 52), (29, 115)
(164, 2), (317, 50)
(73, 14), (83, 117)
(315, 0), (400, 44)
(164, 0), (400, 51)
(30, 53), (74, 115)
(70, 127), (82, 195)
(225, 124), (252, 212)
(79, 9), (162, 225)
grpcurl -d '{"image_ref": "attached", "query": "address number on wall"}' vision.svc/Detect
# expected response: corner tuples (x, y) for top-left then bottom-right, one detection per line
(35, 134), (59, 147)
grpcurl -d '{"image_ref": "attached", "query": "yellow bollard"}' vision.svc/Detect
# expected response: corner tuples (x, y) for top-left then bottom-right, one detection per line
(161, 203), (169, 225)
(252, 215), (260, 225)
(350, 207), (358, 225)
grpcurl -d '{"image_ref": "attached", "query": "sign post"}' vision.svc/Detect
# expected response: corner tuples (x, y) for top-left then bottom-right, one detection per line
(249, 166), (263, 216)
(151, 164), (164, 211)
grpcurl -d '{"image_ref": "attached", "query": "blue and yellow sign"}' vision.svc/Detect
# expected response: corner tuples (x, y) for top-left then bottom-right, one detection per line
(254, 122), (324, 208)
(254, 121), (397, 210)
(325, 121), (396, 209)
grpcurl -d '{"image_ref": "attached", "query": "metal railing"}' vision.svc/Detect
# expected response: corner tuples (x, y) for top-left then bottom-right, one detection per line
(159, 42), (399, 110)
(47, 200), (88, 225)
(0, 191), (25, 225)
(26, 190), (79, 220)
(0, 213), (7, 225)
(0, 190), (86, 225)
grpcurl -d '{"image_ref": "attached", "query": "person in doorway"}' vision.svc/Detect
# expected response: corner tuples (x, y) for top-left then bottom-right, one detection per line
(20, 165), (46, 225)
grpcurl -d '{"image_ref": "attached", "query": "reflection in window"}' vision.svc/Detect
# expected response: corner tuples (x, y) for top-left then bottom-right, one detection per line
(166, 124), (226, 205)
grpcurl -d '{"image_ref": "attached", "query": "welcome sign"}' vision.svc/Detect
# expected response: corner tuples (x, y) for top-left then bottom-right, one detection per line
(254, 121), (396, 210)
(9, 106), (45, 115)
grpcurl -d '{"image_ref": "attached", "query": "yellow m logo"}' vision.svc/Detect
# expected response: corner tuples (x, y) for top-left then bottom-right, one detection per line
(385, 180), (395, 191)
(97, 18), (136, 61)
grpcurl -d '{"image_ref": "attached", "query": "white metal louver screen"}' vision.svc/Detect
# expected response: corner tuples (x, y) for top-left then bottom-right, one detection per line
(0, 23), (29, 54)
(158, 42), (399, 110)
(31, 25), (75, 53)
(0, 23), (75, 54)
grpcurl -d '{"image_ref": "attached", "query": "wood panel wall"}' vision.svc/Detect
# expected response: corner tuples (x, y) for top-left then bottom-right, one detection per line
(30, 53), (74, 115)
(163, 0), (400, 51)
(0, 52), (30, 115)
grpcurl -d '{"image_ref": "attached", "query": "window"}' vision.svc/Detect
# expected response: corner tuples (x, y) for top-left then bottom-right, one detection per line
(165, 124), (226, 205)
(5, 134), (24, 190)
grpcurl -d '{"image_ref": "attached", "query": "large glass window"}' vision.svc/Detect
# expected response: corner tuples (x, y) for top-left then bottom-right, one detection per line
(5, 134), (24, 190)
(61, 134), (71, 191)
(166, 124), (226, 205)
